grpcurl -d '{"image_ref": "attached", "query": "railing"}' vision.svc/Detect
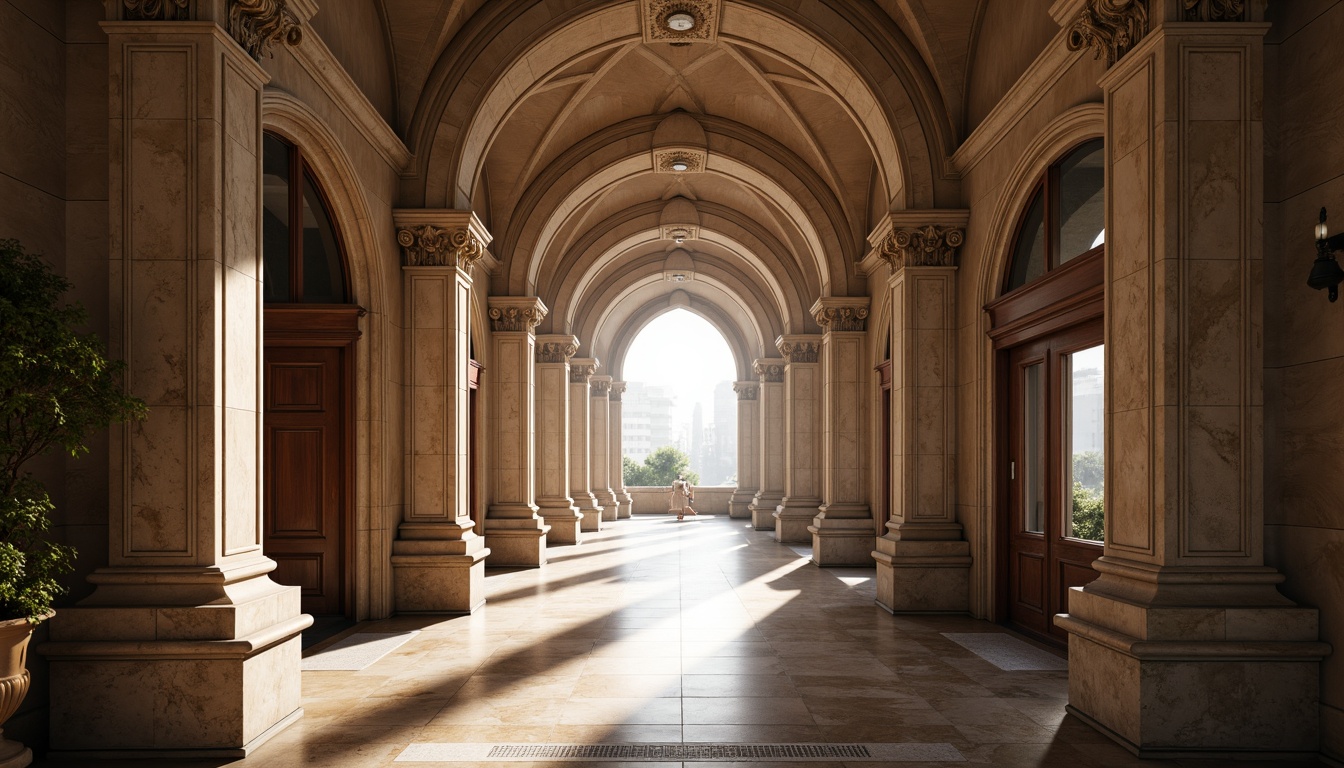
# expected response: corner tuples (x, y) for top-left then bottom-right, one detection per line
(624, 485), (736, 515)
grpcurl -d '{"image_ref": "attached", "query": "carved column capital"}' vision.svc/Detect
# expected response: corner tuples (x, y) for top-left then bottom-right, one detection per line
(752, 359), (784, 382)
(733, 381), (759, 400)
(393, 210), (493, 271)
(121, 0), (191, 20)
(570, 358), (599, 383)
(536, 334), (580, 364)
(610, 381), (627, 402)
(1066, 0), (1149, 67)
(1182, 0), (1244, 21)
(878, 225), (964, 270)
(811, 297), (871, 333)
(776, 335), (821, 363)
(228, 0), (303, 59)
(488, 297), (548, 334)
(590, 377), (612, 397)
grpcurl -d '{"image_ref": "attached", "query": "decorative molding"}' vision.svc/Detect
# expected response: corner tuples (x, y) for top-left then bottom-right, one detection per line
(610, 381), (628, 402)
(777, 337), (820, 364)
(733, 382), (759, 400)
(590, 380), (612, 397)
(641, 0), (720, 44)
(811, 298), (871, 333)
(753, 360), (784, 383)
(1066, 0), (1149, 67)
(122, 0), (190, 20)
(570, 361), (598, 382)
(653, 148), (707, 174)
(879, 225), (965, 270)
(536, 341), (579, 363)
(397, 225), (484, 269)
(228, 0), (303, 60)
(488, 298), (547, 333)
(1183, 0), (1244, 21)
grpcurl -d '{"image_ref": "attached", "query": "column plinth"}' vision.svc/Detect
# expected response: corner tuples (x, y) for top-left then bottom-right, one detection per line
(536, 336), (582, 544)
(568, 359), (604, 531)
(749, 360), (785, 530)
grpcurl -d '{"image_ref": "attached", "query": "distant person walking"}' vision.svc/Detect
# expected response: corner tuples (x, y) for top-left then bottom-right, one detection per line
(669, 474), (696, 521)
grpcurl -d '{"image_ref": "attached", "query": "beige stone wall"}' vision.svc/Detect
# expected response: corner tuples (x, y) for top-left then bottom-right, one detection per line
(306, 0), (396, 123)
(963, 0), (1058, 133)
(1264, 2), (1344, 760)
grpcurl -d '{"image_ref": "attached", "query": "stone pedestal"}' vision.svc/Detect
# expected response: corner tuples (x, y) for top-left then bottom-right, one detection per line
(749, 360), (785, 530)
(729, 381), (760, 519)
(590, 376), (619, 521)
(43, 19), (309, 757)
(485, 297), (550, 566)
(1053, 12), (1326, 758)
(390, 211), (491, 612)
(536, 336), (582, 545)
(610, 382), (633, 518)
(569, 359), (604, 532)
(809, 299), (875, 566)
(870, 212), (971, 611)
(774, 336), (823, 543)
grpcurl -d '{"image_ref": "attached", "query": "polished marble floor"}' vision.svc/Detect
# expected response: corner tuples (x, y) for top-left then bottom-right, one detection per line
(40, 514), (1322, 767)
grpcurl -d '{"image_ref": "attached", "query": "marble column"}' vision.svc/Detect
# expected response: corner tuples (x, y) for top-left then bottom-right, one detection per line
(388, 211), (491, 612)
(569, 359), (605, 531)
(590, 375), (619, 521)
(774, 336), (823, 543)
(871, 212), (971, 611)
(1054, 6), (1326, 757)
(749, 360), (785, 530)
(729, 381), (760, 519)
(485, 297), (551, 566)
(610, 382), (633, 518)
(536, 335), (582, 544)
(44, 15), (310, 756)
(810, 299), (874, 565)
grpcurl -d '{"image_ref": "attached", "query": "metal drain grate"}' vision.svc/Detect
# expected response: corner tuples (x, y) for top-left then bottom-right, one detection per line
(395, 742), (965, 762)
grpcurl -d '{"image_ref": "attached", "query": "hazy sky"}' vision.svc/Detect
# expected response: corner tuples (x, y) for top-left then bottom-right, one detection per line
(623, 309), (736, 433)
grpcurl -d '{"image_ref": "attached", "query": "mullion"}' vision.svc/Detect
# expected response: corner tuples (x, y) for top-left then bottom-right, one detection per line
(289, 147), (305, 301)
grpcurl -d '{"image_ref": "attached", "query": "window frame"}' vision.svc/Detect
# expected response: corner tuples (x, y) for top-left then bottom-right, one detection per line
(263, 132), (352, 305)
(1001, 138), (1105, 296)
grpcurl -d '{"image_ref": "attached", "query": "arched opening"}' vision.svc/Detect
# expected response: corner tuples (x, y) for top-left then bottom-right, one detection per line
(620, 308), (738, 513)
(986, 139), (1105, 646)
(261, 132), (362, 620)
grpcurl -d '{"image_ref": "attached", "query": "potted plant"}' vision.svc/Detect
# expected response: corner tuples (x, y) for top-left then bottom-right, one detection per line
(0, 240), (144, 765)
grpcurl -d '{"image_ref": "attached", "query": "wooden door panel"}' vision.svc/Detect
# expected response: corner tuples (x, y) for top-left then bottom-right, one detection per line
(269, 427), (326, 535)
(268, 363), (325, 410)
(1015, 552), (1046, 611)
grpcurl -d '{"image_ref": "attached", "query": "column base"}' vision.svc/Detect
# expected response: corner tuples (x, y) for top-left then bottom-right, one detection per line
(538, 502), (583, 545)
(391, 522), (490, 612)
(42, 560), (309, 754)
(618, 491), (633, 518)
(0, 740), (29, 768)
(599, 492), (620, 521)
(485, 523), (551, 567)
(749, 494), (782, 530)
(577, 503), (604, 532)
(729, 489), (757, 519)
(808, 512), (875, 566)
(774, 500), (819, 543)
(871, 535), (971, 612)
(1055, 559), (1329, 756)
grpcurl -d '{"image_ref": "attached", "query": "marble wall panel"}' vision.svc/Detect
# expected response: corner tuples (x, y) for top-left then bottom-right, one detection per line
(1108, 407), (1151, 555)
(126, 404), (192, 556)
(1183, 260), (1244, 407)
(222, 405), (260, 556)
(1181, 405), (1247, 557)
(1110, 268), (1150, 413)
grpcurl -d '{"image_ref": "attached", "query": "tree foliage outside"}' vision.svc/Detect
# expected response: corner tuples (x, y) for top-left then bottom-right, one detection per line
(1072, 450), (1103, 491)
(0, 240), (146, 622)
(622, 446), (698, 486)
(1068, 451), (1105, 542)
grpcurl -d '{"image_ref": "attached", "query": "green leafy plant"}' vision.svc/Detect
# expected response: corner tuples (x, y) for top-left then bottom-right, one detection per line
(0, 240), (146, 623)
(1069, 481), (1105, 542)
(621, 446), (698, 486)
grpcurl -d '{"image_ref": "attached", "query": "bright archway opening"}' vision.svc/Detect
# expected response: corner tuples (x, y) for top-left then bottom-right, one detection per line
(621, 309), (738, 497)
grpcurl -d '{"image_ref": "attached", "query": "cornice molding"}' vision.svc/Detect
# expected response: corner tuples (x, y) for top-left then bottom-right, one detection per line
(1066, 0), (1149, 67)
(811, 297), (871, 333)
(393, 210), (492, 270)
(488, 297), (548, 333)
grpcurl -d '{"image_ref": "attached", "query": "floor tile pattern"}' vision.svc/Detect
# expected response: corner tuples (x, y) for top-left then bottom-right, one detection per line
(303, 632), (422, 671)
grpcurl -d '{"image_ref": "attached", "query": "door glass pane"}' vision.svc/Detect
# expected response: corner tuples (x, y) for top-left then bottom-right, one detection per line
(1057, 140), (1105, 265)
(1065, 344), (1105, 541)
(300, 174), (347, 303)
(1007, 188), (1046, 291)
(1022, 362), (1045, 534)
(262, 134), (291, 303)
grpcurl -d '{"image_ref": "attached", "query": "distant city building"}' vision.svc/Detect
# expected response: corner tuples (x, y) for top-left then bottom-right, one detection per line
(621, 382), (675, 462)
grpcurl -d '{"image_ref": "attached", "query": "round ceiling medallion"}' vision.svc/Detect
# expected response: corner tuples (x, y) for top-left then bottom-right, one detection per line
(670, 160), (690, 172)
(665, 12), (696, 31)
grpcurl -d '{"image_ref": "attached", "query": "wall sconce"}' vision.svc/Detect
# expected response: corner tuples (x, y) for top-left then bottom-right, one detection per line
(1309, 207), (1344, 302)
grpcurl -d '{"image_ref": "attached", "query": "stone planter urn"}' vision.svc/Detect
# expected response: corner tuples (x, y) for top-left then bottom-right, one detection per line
(0, 618), (33, 768)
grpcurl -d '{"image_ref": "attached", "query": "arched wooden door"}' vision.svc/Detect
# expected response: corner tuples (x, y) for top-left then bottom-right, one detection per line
(987, 139), (1106, 646)
(261, 133), (361, 617)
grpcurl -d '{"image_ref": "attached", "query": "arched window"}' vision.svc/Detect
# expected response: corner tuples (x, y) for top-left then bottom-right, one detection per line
(1004, 139), (1104, 292)
(262, 133), (349, 303)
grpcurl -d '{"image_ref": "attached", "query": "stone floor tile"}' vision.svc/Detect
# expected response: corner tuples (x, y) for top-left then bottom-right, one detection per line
(681, 673), (799, 697)
(682, 696), (815, 724)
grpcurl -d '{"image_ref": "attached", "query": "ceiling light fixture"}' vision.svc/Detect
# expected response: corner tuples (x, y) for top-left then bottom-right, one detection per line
(666, 12), (695, 31)
(671, 160), (690, 172)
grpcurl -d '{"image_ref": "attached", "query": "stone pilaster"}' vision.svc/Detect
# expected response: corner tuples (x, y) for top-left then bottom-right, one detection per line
(590, 376), (619, 521)
(749, 359), (786, 530)
(870, 211), (970, 612)
(1054, 15), (1328, 758)
(729, 381), (760, 519)
(610, 382), (633, 518)
(387, 210), (492, 613)
(809, 298), (874, 565)
(485, 297), (550, 566)
(44, 20), (308, 757)
(536, 335), (582, 545)
(568, 359), (605, 531)
(774, 335), (823, 543)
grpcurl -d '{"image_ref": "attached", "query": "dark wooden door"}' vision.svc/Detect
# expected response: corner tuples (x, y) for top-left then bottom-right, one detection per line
(876, 360), (893, 527)
(1004, 319), (1104, 644)
(263, 306), (360, 617)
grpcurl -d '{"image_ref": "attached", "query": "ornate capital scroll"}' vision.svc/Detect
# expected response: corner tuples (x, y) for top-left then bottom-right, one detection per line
(397, 225), (484, 269)
(610, 382), (628, 402)
(776, 337), (820, 364)
(1183, 0), (1243, 21)
(733, 382), (759, 400)
(488, 303), (547, 333)
(570, 360), (598, 382)
(813, 305), (870, 332)
(752, 360), (784, 383)
(228, 0), (303, 60)
(590, 380), (612, 397)
(122, 0), (190, 20)
(1066, 0), (1149, 67)
(879, 225), (964, 270)
(536, 341), (579, 364)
